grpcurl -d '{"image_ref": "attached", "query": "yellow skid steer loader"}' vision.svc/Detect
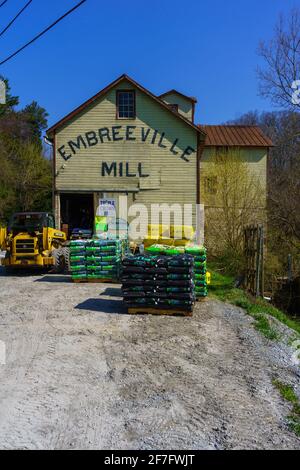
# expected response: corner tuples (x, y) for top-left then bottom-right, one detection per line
(1, 212), (67, 271)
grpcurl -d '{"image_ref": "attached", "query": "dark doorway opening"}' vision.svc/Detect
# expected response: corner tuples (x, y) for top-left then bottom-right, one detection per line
(60, 193), (94, 234)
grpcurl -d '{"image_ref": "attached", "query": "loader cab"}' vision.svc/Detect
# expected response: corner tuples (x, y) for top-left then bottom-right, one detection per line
(8, 212), (55, 235)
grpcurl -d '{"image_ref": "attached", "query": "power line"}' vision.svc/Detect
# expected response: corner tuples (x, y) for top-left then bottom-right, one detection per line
(0, 0), (8, 9)
(0, 0), (87, 66)
(0, 0), (33, 38)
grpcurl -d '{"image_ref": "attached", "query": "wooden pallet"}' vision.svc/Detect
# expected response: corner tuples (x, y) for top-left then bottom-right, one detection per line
(72, 278), (120, 284)
(127, 307), (193, 317)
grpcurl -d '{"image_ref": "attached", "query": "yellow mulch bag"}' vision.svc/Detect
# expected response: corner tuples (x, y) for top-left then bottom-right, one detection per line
(147, 224), (171, 239)
(171, 225), (195, 240)
(144, 237), (173, 247)
(173, 239), (191, 246)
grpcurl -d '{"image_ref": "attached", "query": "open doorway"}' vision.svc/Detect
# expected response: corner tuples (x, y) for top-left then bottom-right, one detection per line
(60, 193), (94, 234)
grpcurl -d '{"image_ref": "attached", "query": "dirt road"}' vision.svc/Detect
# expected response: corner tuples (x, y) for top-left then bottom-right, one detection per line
(0, 266), (299, 450)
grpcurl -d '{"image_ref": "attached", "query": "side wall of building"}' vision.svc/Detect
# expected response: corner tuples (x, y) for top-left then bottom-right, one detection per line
(200, 146), (267, 207)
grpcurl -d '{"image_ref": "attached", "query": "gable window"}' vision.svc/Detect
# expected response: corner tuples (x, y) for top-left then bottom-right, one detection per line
(204, 176), (217, 195)
(168, 103), (179, 113)
(116, 90), (136, 119)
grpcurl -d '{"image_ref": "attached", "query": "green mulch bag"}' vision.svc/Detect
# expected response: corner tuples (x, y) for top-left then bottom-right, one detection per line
(70, 246), (86, 254)
(101, 255), (119, 263)
(195, 288), (208, 296)
(100, 265), (116, 271)
(185, 245), (206, 256)
(195, 272), (207, 280)
(195, 261), (207, 269)
(87, 273), (116, 279)
(70, 255), (86, 262)
(87, 265), (116, 271)
(70, 264), (86, 272)
(165, 246), (185, 255)
(86, 256), (102, 264)
(145, 244), (168, 254)
(194, 255), (207, 262)
(72, 274), (87, 280)
(99, 246), (120, 253)
(70, 240), (88, 246)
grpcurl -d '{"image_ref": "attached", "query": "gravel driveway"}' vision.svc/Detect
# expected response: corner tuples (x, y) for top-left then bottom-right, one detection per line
(0, 266), (299, 450)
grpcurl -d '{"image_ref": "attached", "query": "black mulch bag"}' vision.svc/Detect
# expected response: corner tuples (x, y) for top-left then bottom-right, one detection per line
(168, 280), (194, 287)
(144, 267), (168, 274)
(145, 292), (168, 299)
(124, 298), (157, 307)
(122, 266), (145, 273)
(166, 287), (194, 293)
(123, 291), (145, 298)
(168, 292), (195, 301)
(167, 256), (194, 268)
(122, 286), (145, 292)
(145, 279), (167, 287)
(167, 273), (190, 280)
(122, 279), (145, 286)
(167, 266), (193, 274)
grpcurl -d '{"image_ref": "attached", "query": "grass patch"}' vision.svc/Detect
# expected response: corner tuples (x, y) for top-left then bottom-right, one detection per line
(273, 380), (298, 403)
(273, 379), (300, 437)
(208, 265), (300, 339)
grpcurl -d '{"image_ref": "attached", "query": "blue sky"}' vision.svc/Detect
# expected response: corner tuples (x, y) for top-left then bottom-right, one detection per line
(0, 0), (297, 128)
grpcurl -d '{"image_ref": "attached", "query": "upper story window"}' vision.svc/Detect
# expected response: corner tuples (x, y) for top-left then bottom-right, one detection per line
(204, 176), (217, 195)
(116, 90), (136, 119)
(168, 103), (179, 113)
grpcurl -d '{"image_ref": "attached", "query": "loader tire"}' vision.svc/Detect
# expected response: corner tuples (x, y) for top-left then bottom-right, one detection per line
(62, 247), (70, 274)
(52, 248), (65, 274)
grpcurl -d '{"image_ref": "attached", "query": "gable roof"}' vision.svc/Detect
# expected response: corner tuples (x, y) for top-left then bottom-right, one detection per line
(159, 89), (197, 104)
(46, 74), (205, 138)
(199, 125), (273, 147)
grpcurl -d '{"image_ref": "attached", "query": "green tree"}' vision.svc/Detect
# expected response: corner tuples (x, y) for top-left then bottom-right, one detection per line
(0, 76), (19, 116)
(22, 101), (49, 145)
(0, 78), (52, 220)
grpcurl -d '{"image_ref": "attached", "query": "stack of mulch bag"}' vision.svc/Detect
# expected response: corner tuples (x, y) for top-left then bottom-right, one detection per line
(185, 246), (207, 298)
(145, 243), (208, 298)
(121, 254), (195, 312)
(85, 239), (123, 281)
(70, 239), (88, 281)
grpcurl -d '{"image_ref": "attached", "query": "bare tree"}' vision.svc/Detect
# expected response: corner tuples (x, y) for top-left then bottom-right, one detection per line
(258, 8), (300, 110)
(202, 149), (265, 271)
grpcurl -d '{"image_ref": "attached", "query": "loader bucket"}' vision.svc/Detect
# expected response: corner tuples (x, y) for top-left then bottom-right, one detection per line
(0, 227), (7, 250)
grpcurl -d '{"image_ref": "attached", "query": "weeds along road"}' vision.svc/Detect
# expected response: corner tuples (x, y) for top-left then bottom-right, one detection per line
(0, 266), (299, 450)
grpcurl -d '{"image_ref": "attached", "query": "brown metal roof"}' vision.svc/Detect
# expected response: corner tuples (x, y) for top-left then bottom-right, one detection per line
(199, 125), (273, 147)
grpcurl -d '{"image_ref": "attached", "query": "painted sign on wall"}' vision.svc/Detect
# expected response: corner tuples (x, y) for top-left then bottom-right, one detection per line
(98, 199), (116, 216)
(57, 125), (195, 163)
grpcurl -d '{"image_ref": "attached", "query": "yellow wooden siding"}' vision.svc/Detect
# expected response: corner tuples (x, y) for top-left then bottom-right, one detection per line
(55, 80), (198, 224)
(200, 147), (267, 207)
(160, 92), (193, 121)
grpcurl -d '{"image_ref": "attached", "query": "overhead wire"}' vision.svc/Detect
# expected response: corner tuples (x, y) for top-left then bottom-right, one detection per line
(0, 1), (8, 9)
(0, 0), (87, 66)
(0, 0), (33, 38)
